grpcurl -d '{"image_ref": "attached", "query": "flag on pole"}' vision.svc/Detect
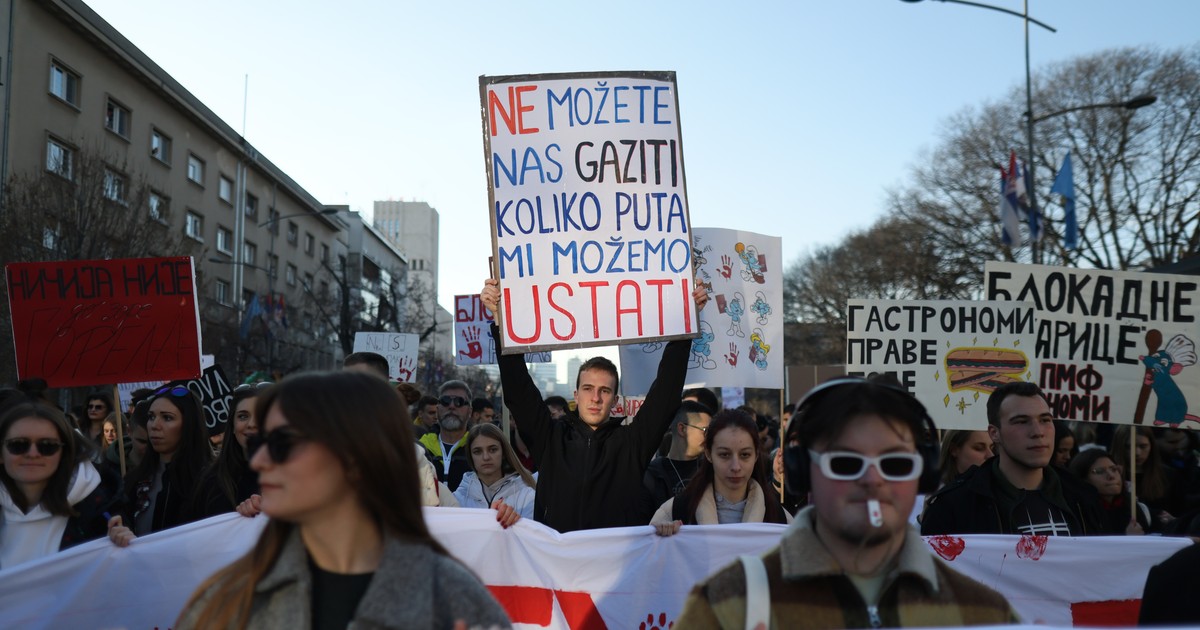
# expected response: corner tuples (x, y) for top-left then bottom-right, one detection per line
(1023, 161), (1041, 242)
(1050, 151), (1077, 249)
(240, 293), (263, 339)
(999, 152), (1023, 245)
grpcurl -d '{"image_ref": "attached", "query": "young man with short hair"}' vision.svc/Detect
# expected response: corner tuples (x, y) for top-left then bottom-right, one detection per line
(921, 381), (1102, 535)
(677, 377), (1017, 628)
(641, 400), (712, 521)
(342, 351), (390, 380)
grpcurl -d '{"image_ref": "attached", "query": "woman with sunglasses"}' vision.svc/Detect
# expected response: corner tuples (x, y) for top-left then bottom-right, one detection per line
(0, 402), (121, 569)
(651, 409), (790, 536)
(185, 383), (268, 521)
(109, 385), (213, 542)
(453, 423), (534, 524)
(176, 371), (511, 629)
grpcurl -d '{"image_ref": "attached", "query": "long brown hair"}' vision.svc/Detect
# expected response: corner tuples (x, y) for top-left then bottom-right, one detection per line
(678, 409), (787, 525)
(465, 423), (535, 489)
(1110, 425), (1167, 501)
(180, 371), (446, 629)
(0, 403), (91, 515)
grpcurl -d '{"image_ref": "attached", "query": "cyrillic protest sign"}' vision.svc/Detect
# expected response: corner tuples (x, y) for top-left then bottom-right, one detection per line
(986, 262), (1200, 426)
(0, 510), (1186, 629)
(846, 299), (1038, 430)
(5, 256), (202, 387)
(179, 364), (234, 437)
(481, 71), (696, 353)
(453, 293), (551, 365)
(352, 332), (419, 382)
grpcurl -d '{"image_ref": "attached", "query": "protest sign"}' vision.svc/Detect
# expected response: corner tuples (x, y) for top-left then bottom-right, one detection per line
(481, 71), (696, 353)
(619, 228), (784, 396)
(986, 262), (1200, 426)
(353, 332), (419, 382)
(0, 510), (1185, 629)
(453, 293), (551, 365)
(5, 256), (202, 387)
(846, 299), (1038, 430)
(179, 364), (234, 437)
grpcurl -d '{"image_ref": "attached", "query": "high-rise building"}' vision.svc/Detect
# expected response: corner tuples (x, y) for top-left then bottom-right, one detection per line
(374, 200), (439, 296)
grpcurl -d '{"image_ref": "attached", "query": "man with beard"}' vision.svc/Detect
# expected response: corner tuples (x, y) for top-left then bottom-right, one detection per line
(922, 381), (1102, 536)
(418, 380), (473, 491)
(677, 377), (1016, 628)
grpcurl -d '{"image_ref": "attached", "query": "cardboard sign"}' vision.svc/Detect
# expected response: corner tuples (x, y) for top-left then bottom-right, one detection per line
(481, 71), (696, 353)
(179, 365), (234, 437)
(453, 294), (551, 365)
(5, 257), (202, 387)
(352, 332), (419, 382)
(846, 299), (1038, 430)
(986, 262), (1200, 427)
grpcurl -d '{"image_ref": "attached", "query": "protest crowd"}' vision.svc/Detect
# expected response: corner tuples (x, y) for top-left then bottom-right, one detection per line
(0, 274), (1194, 630)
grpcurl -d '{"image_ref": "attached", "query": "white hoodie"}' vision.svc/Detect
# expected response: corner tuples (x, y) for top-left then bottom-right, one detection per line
(0, 461), (101, 569)
(453, 471), (535, 519)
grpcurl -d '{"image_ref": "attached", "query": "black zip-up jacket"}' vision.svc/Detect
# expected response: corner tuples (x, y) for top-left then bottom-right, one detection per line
(921, 458), (1104, 536)
(497, 327), (690, 533)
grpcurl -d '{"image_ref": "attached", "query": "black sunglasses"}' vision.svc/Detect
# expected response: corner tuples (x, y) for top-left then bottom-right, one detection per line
(5, 438), (64, 457)
(246, 429), (307, 464)
(234, 382), (273, 393)
(439, 395), (469, 408)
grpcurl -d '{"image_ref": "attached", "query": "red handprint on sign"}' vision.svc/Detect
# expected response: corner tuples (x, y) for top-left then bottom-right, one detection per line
(459, 326), (484, 360)
(397, 356), (415, 382)
(724, 342), (739, 367)
(718, 255), (733, 279)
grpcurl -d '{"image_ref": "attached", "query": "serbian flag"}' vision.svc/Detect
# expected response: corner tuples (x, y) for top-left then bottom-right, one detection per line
(998, 151), (1023, 245)
(1050, 151), (1077, 249)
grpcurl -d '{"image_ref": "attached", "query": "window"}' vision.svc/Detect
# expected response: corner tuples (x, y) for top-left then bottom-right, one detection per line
(243, 241), (257, 266)
(245, 193), (258, 219)
(303, 272), (313, 289)
(46, 137), (74, 179)
(216, 280), (231, 306)
(185, 211), (204, 241)
(242, 289), (254, 312)
(104, 98), (131, 138)
(103, 169), (128, 203)
(320, 243), (329, 263)
(216, 226), (233, 255)
(286, 263), (297, 286)
(304, 232), (314, 255)
(187, 154), (204, 185)
(149, 191), (169, 221)
(150, 129), (171, 164)
(266, 208), (278, 233)
(43, 225), (60, 251)
(267, 253), (279, 278)
(286, 221), (298, 245)
(48, 60), (79, 106)
(218, 175), (233, 204)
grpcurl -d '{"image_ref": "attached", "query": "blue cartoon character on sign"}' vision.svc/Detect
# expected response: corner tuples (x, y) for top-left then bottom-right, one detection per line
(689, 322), (717, 370)
(749, 329), (771, 371)
(1141, 333), (1198, 427)
(725, 292), (746, 338)
(639, 341), (664, 354)
(751, 291), (772, 325)
(735, 242), (765, 284)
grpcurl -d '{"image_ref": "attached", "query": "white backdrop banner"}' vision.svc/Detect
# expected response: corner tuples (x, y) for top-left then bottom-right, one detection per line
(0, 510), (1187, 629)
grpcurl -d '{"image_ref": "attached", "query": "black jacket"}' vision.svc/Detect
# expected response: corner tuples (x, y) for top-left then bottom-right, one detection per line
(498, 328), (690, 533)
(60, 463), (123, 550)
(921, 458), (1104, 536)
(1139, 543), (1200, 626)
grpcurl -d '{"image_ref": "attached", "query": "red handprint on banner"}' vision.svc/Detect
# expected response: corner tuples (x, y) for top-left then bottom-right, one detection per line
(718, 255), (733, 280)
(724, 342), (739, 367)
(459, 326), (484, 360)
(397, 356), (415, 382)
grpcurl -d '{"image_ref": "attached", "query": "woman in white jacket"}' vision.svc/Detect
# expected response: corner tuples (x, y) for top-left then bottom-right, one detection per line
(652, 409), (792, 535)
(454, 423), (536, 520)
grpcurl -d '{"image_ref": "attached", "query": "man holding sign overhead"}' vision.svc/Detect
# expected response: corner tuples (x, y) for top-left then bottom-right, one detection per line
(480, 278), (707, 532)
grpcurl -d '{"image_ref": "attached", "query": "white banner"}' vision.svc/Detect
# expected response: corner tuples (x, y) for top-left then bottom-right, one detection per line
(0, 510), (1187, 629)
(352, 332), (419, 382)
(453, 294), (551, 365)
(620, 228), (784, 396)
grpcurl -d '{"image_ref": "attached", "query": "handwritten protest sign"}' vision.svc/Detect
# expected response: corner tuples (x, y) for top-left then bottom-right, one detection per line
(5, 257), (202, 387)
(453, 294), (551, 365)
(846, 299), (1038, 430)
(619, 228), (784, 395)
(179, 365), (234, 437)
(481, 71), (696, 353)
(353, 332), (419, 382)
(986, 262), (1200, 427)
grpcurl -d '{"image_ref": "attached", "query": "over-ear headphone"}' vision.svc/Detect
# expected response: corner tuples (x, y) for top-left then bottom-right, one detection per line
(784, 376), (941, 496)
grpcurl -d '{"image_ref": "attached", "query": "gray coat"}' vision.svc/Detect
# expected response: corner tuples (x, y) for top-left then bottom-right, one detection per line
(177, 528), (511, 629)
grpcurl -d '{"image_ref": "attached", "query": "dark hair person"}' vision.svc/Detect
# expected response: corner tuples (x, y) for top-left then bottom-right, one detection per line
(937, 430), (993, 487)
(186, 383), (269, 520)
(1068, 449), (1149, 535)
(0, 402), (121, 568)
(175, 372), (510, 629)
(109, 385), (213, 538)
(652, 409), (790, 535)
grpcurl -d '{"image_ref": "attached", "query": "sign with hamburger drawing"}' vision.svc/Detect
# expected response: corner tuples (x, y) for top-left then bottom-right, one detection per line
(846, 299), (1037, 430)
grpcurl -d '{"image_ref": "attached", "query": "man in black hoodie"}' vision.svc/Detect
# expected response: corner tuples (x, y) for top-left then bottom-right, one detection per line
(480, 278), (707, 532)
(922, 381), (1103, 536)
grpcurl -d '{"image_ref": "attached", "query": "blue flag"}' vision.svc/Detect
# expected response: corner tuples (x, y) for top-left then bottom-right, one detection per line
(240, 293), (263, 339)
(1050, 152), (1077, 249)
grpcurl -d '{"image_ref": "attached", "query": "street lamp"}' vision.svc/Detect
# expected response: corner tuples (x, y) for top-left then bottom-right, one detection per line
(1031, 94), (1157, 124)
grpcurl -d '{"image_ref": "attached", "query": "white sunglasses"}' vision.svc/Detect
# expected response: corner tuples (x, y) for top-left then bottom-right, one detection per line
(809, 450), (924, 482)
